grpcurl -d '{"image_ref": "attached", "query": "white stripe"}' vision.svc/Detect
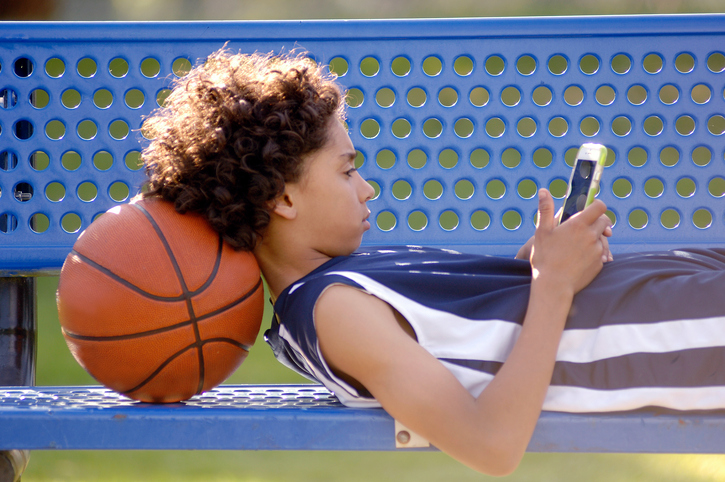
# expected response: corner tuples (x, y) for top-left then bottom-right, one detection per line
(326, 271), (521, 363)
(557, 317), (725, 363)
(544, 385), (725, 413)
(277, 322), (379, 408)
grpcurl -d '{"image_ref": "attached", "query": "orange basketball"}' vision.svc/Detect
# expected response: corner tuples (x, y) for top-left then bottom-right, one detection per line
(57, 197), (264, 403)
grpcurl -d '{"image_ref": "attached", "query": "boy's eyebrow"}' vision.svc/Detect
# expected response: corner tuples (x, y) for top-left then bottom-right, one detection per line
(340, 151), (357, 163)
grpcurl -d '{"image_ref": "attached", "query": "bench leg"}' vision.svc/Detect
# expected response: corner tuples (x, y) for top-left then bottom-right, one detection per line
(0, 277), (37, 482)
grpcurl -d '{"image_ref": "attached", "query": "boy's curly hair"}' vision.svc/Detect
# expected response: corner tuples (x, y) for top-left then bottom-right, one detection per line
(142, 48), (344, 250)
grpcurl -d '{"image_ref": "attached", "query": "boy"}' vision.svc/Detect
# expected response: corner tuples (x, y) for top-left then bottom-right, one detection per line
(143, 49), (725, 475)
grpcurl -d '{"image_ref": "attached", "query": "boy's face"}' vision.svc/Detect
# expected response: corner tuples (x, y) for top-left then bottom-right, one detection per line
(283, 119), (375, 259)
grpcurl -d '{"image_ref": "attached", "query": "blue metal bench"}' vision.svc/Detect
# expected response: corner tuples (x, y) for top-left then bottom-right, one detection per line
(2, 14), (725, 479)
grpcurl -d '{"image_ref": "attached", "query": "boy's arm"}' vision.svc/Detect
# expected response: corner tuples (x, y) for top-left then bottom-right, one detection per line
(315, 189), (611, 476)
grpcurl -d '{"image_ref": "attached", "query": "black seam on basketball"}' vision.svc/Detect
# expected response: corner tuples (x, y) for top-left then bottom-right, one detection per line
(121, 341), (198, 395)
(120, 338), (253, 397)
(61, 277), (263, 341)
(128, 203), (207, 394)
(71, 250), (188, 302)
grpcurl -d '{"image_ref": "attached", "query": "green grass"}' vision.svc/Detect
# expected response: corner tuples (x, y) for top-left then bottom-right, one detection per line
(23, 277), (725, 481)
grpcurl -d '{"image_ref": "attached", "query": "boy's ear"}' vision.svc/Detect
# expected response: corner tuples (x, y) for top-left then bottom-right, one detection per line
(270, 191), (297, 220)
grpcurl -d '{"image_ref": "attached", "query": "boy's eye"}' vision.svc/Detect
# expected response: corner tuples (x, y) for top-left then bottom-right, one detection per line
(345, 168), (357, 177)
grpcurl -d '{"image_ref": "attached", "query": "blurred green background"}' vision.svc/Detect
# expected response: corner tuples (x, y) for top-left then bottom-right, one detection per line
(4, 0), (725, 480)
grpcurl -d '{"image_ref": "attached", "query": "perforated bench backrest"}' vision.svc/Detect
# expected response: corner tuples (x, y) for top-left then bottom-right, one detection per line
(2, 16), (724, 273)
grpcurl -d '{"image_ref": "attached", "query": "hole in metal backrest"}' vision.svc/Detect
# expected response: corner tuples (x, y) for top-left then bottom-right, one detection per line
(30, 213), (49, 233)
(45, 57), (65, 78)
(14, 182), (33, 202)
(172, 57), (192, 77)
(44, 120), (64, 140)
(471, 210), (490, 231)
(0, 213), (18, 233)
(439, 210), (459, 231)
(125, 151), (143, 171)
(406, 87), (426, 107)
(627, 85), (647, 105)
(628, 147), (648, 167)
(612, 116), (632, 137)
(661, 209), (680, 229)
(516, 55), (536, 75)
(77, 120), (97, 140)
(501, 86), (520, 107)
(454, 56), (473, 76)
(675, 115), (695, 136)
(423, 180), (443, 200)
(391, 57), (411, 77)
(392, 180), (412, 200)
(643, 53), (663, 74)
(676, 177), (696, 198)
(375, 88), (395, 108)
(392, 118), (411, 139)
(141, 57), (161, 78)
(659, 84), (679, 104)
(628, 209), (648, 230)
(360, 57), (380, 77)
(692, 146), (711, 167)
(422, 56), (442, 76)
(455, 179), (474, 200)
(360, 119), (380, 139)
(548, 54), (567, 75)
(675, 53), (695, 73)
(708, 115), (725, 135)
(693, 209), (712, 229)
(30, 151), (49, 171)
(659, 147), (679, 167)
(438, 87), (458, 107)
(691, 84), (711, 104)
(376, 149), (396, 169)
(596, 85), (615, 105)
(579, 54), (599, 74)
(1, 151), (18, 171)
(564, 86), (583, 106)
(611, 54), (631, 74)
(0, 88), (18, 108)
(533, 148), (552, 168)
(707, 52), (725, 73)
(14, 57), (33, 77)
(485, 55), (504, 76)
(30, 88), (49, 108)
(15, 120), (34, 140)
(328, 57), (347, 76)
(407, 149), (427, 169)
(532, 86), (552, 106)
(61, 150), (82, 171)
(454, 118), (474, 138)
(469, 87), (489, 107)
(470, 149), (489, 169)
(708, 177), (725, 197)
(644, 178), (664, 198)
(376, 211), (396, 231)
(125, 89), (145, 109)
(93, 150), (114, 171)
(438, 149), (458, 169)
(77, 57), (97, 78)
(62, 213), (82, 233)
(408, 211), (427, 231)
(46, 182), (65, 202)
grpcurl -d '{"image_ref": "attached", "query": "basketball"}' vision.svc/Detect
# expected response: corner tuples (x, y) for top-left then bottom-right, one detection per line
(56, 197), (264, 403)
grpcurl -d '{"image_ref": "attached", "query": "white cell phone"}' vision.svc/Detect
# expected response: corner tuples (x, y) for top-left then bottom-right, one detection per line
(558, 143), (607, 224)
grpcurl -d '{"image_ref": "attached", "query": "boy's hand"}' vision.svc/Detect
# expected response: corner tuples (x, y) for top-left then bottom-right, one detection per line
(516, 193), (613, 263)
(529, 188), (612, 296)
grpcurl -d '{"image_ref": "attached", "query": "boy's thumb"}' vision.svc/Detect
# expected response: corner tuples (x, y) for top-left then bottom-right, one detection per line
(537, 188), (555, 230)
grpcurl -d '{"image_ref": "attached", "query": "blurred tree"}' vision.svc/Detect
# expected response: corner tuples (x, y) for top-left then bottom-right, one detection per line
(0, 0), (56, 19)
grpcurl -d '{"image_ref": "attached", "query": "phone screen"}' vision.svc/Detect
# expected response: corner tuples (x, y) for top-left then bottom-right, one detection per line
(560, 159), (595, 223)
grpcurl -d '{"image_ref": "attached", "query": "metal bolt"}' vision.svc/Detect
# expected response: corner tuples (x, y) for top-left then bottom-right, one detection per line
(396, 430), (411, 445)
